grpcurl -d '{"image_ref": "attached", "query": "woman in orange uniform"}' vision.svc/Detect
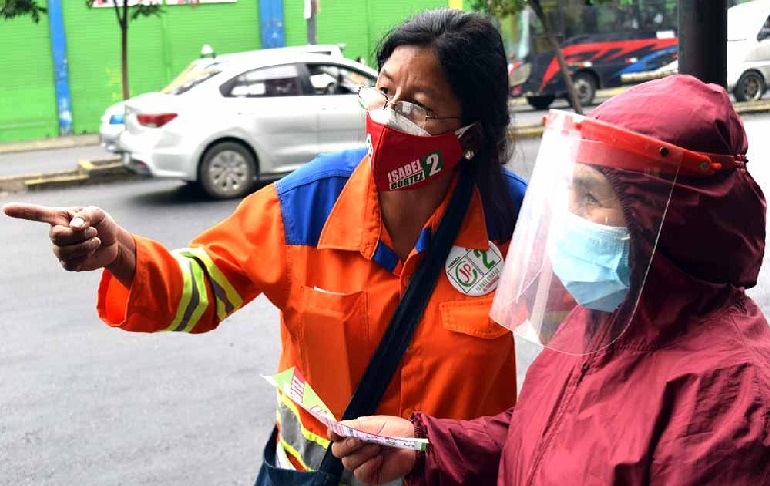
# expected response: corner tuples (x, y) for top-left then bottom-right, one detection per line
(4, 9), (526, 486)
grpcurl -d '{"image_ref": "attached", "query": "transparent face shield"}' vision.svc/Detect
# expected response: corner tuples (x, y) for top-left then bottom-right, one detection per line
(490, 110), (740, 355)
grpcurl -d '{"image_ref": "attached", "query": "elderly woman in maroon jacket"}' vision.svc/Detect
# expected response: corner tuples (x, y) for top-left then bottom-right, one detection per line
(328, 74), (770, 485)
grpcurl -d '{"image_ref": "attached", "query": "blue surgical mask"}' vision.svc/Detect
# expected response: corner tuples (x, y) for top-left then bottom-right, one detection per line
(549, 212), (631, 312)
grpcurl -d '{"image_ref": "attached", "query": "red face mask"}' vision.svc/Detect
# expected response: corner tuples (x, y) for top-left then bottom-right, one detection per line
(365, 112), (465, 192)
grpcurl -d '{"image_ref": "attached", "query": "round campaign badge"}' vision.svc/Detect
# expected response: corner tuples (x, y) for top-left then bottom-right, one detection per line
(444, 242), (503, 296)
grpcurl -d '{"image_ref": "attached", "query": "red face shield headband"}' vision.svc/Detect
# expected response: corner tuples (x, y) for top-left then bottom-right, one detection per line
(365, 112), (465, 192)
(544, 110), (747, 177)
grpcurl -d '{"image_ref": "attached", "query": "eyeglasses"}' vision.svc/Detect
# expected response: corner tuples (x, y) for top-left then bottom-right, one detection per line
(357, 86), (462, 129)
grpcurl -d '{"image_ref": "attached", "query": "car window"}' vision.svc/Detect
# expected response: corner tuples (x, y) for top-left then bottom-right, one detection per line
(307, 64), (376, 96)
(759, 15), (770, 41)
(224, 64), (304, 98)
(166, 67), (221, 95)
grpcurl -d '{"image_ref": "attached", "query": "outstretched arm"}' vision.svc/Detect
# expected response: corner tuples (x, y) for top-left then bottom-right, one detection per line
(330, 409), (512, 486)
(411, 409), (512, 486)
(3, 203), (136, 287)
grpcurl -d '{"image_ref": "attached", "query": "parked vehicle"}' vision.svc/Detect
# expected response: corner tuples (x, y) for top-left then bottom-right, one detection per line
(508, 1), (679, 110)
(619, 1), (770, 102)
(117, 52), (377, 199)
(99, 44), (346, 154)
(727, 0), (770, 101)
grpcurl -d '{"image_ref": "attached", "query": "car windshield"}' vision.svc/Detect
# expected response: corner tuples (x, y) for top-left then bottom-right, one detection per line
(161, 58), (223, 93)
(164, 67), (221, 95)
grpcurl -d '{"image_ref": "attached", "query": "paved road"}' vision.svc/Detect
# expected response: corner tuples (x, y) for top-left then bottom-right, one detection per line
(1, 181), (280, 485)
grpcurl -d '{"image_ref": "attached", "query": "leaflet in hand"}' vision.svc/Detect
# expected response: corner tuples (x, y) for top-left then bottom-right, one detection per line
(262, 367), (428, 452)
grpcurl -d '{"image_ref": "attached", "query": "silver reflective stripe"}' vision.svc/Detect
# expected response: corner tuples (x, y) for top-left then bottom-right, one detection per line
(174, 258), (201, 331)
(278, 400), (328, 470)
(277, 401), (404, 485)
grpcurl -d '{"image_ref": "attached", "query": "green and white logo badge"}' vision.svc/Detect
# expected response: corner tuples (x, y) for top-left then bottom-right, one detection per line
(444, 242), (503, 296)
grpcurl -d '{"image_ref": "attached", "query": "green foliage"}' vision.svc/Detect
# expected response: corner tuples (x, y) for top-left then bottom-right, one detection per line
(129, 3), (163, 20)
(0, 0), (47, 22)
(469, 0), (526, 17)
(470, 0), (614, 19)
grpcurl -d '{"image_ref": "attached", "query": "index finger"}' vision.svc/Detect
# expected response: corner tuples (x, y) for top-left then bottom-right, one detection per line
(3, 203), (78, 226)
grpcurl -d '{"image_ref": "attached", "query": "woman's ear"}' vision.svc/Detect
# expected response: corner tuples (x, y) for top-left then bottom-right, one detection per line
(459, 122), (484, 157)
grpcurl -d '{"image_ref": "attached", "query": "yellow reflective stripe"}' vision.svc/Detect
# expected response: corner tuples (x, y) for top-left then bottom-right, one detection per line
(278, 436), (310, 471)
(167, 251), (209, 332)
(278, 391), (331, 448)
(179, 247), (243, 320)
(166, 252), (195, 331)
(182, 258), (209, 332)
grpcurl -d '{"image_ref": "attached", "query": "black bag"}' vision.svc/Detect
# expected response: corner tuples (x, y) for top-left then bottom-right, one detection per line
(255, 162), (477, 486)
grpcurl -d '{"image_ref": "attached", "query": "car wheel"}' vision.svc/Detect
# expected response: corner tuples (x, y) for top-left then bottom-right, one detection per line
(526, 95), (555, 110)
(198, 141), (257, 199)
(569, 72), (597, 107)
(735, 71), (766, 102)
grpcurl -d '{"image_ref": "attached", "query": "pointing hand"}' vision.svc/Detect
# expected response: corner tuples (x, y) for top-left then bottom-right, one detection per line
(3, 203), (127, 273)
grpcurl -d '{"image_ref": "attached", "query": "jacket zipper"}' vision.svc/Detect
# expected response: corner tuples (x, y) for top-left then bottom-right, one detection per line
(525, 361), (591, 486)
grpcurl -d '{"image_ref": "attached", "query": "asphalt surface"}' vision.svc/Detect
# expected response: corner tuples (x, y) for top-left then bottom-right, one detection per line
(1, 180), (280, 485)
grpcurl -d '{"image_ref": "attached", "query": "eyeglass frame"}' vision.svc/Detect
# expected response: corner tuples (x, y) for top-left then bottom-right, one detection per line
(357, 86), (463, 129)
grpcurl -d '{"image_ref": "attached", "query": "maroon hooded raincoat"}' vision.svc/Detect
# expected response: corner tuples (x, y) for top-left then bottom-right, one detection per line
(407, 76), (770, 485)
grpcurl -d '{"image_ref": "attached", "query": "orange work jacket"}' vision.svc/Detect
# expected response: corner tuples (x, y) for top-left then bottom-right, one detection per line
(97, 147), (527, 472)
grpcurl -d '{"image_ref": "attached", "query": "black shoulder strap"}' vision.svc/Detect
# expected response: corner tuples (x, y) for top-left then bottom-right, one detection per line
(316, 161), (478, 483)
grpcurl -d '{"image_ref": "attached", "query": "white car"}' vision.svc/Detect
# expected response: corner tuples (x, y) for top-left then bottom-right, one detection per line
(727, 0), (770, 102)
(99, 44), (346, 154)
(117, 51), (377, 198)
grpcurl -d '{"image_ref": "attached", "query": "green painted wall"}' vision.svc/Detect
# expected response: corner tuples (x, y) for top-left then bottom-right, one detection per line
(1, 0), (465, 143)
(62, 0), (260, 135)
(0, 4), (58, 143)
(283, 0), (453, 66)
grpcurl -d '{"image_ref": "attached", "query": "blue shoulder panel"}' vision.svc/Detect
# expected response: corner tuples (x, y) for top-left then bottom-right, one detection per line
(275, 147), (367, 246)
(484, 168), (528, 242)
(503, 168), (527, 212)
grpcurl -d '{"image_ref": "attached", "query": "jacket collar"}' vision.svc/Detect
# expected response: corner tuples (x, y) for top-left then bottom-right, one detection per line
(317, 156), (490, 260)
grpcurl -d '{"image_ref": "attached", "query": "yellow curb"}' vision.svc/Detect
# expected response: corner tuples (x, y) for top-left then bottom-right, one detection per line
(510, 127), (545, 139)
(0, 170), (77, 183)
(734, 99), (770, 114)
(78, 159), (95, 171)
(25, 173), (88, 188)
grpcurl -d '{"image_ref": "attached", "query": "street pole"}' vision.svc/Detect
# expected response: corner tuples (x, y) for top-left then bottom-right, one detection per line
(305, 0), (317, 45)
(48, 0), (73, 136)
(678, 0), (727, 87)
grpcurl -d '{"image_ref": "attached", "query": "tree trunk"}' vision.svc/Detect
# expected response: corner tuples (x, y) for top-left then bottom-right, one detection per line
(120, 18), (129, 100)
(118, 1), (130, 101)
(529, 0), (583, 115)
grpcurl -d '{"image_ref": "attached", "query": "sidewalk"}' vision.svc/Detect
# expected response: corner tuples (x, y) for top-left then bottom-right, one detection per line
(0, 134), (100, 156)
(2, 96), (770, 195)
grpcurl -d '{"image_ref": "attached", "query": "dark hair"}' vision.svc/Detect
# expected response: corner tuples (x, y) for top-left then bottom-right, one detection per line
(376, 8), (517, 239)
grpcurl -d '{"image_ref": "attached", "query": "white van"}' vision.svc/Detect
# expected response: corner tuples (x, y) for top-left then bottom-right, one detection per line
(727, 0), (770, 101)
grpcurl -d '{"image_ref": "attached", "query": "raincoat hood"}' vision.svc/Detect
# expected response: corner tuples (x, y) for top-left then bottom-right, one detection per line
(588, 75), (766, 349)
